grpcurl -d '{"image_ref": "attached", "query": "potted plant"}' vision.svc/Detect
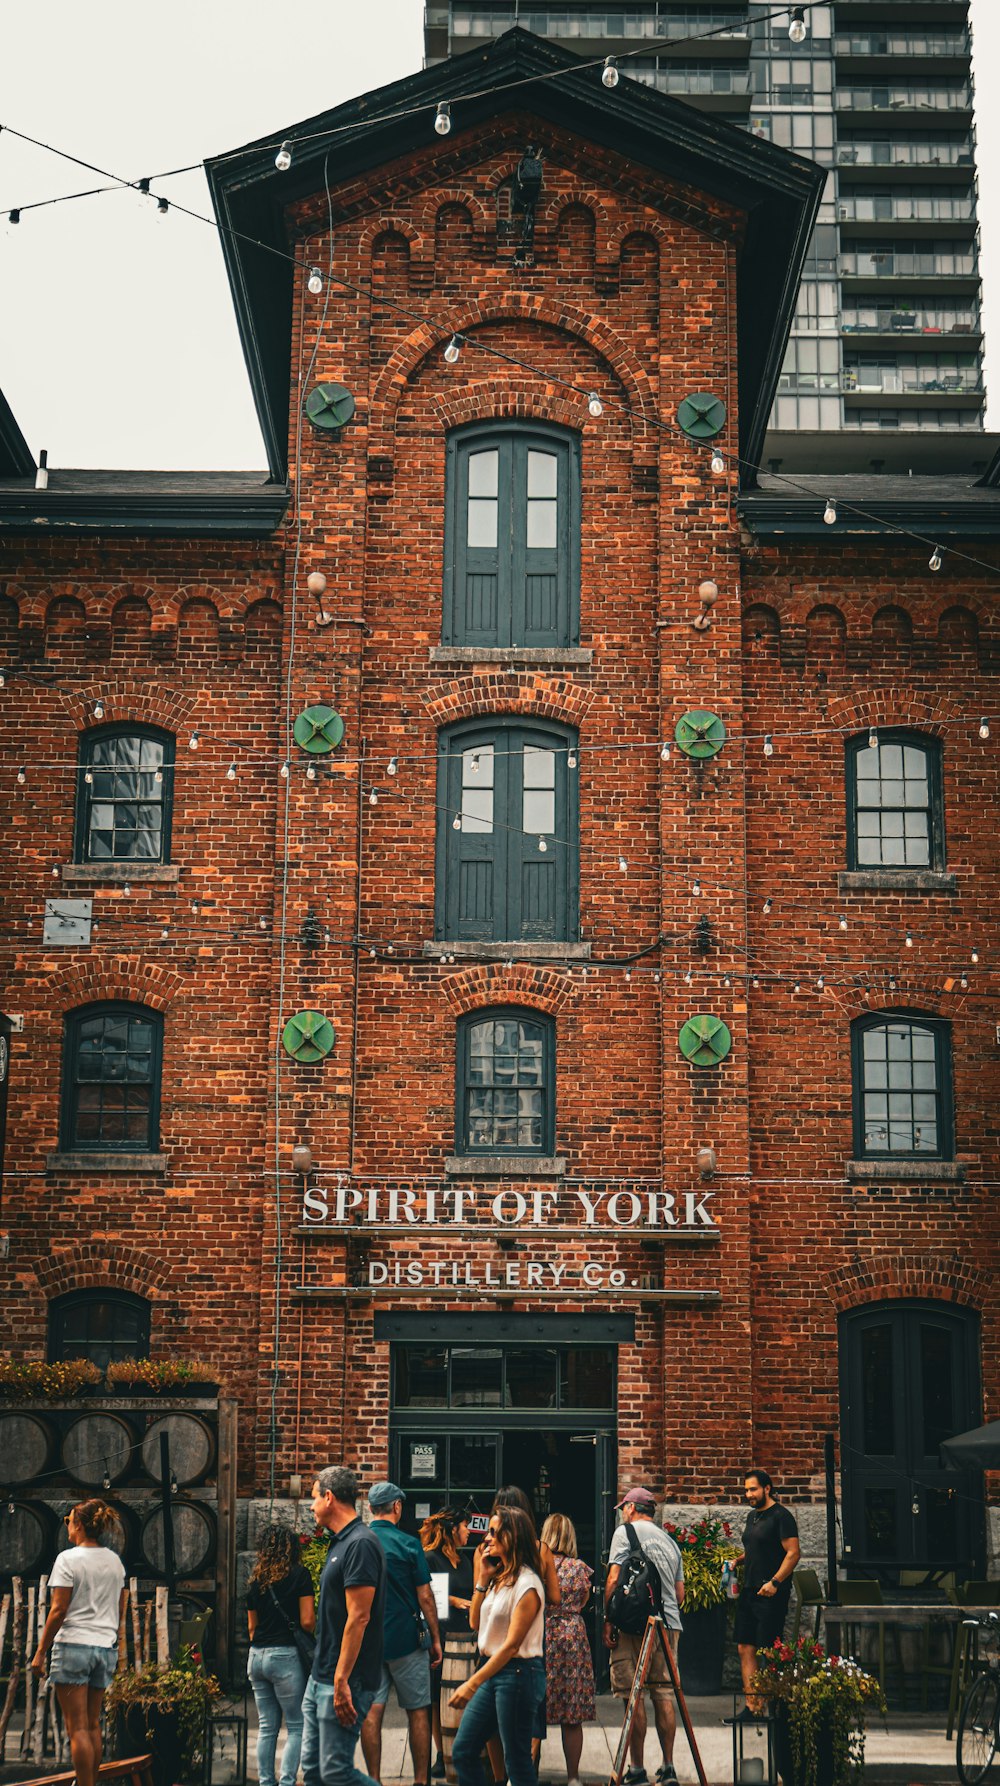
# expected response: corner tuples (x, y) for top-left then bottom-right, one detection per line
(664, 1514), (742, 1694)
(106, 1357), (219, 1396)
(300, 1524), (331, 1598)
(0, 1357), (103, 1401)
(107, 1645), (220, 1786)
(749, 1637), (886, 1786)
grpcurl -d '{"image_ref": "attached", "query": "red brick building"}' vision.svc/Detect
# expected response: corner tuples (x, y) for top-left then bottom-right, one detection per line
(0, 32), (997, 1643)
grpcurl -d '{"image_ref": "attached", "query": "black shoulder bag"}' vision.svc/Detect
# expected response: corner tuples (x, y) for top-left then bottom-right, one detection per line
(267, 1584), (317, 1670)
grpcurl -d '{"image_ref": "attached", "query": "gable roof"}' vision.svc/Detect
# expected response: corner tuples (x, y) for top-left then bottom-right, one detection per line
(206, 27), (824, 481)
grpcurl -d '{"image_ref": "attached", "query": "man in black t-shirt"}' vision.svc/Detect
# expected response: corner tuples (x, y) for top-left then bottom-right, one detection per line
(301, 1465), (386, 1786)
(733, 1469), (800, 1718)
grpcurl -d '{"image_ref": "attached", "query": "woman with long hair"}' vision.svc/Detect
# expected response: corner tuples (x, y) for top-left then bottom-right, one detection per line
(448, 1507), (546, 1786)
(491, 1485), (559, 1774)
(420, 1508), (473, 1779)
(30, 1498), (127, 1786)
(246, 1523), (316, 1786)
(539, 1514), (595, 1786)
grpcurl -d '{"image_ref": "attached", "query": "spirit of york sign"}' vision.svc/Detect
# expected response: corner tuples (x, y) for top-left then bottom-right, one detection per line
(302, 1180), (717, 1231)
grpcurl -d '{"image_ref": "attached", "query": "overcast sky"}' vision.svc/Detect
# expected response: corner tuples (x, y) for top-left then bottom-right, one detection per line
(1, 1), (997, 470)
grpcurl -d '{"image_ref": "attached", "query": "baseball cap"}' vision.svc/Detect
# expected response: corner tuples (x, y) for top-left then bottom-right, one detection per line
(615, 1486), (657, 1509)
(368, 1481), (406, 1510)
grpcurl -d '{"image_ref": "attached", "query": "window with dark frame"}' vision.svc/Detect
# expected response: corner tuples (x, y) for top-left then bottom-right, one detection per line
(456, 1008), (555, 1156)
(48, 1289), (151, 1369)
(61, 1003), (163, 1153)
(846, 730), (943, 870)
(437, 719), (578, 942)
(851, 1012), (953, 1159)
(443, 422), (580, 649)
(75, 726), (175, 864)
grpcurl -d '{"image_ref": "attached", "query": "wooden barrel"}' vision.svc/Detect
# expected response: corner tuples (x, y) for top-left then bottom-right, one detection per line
(0, 1412), (55, 1486)
(440, 1632), (478, 1785)
(139, 1499), (215, 1578)
(61, 1412), (135, 1487)
(141, 1413), (215, 1486)
(0, 1500), (54, 1577)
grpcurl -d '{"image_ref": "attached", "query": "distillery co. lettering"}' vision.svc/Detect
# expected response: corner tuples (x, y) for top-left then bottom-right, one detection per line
(368, 1259), (654, 1289)
(302, 1180), (717, 1230)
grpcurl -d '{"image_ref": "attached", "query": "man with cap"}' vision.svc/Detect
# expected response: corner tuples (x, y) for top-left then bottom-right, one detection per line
(360, 1482), (442, 1786)
(603, 1488), (684, 1786)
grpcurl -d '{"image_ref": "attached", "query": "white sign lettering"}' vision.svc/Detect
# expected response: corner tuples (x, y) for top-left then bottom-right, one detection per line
(302, 1180), (716, 1231)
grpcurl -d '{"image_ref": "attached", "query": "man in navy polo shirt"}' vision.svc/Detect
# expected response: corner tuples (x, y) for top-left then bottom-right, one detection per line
(301, 1465), (386, 1786)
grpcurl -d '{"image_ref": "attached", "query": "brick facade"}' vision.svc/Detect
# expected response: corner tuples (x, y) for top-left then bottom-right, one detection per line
(1, 76), (997, 1590)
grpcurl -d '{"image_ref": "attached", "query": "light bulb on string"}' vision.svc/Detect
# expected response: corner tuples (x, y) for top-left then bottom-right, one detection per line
(434, 102), (451, 136)
(602, 55), (620, 87)
(369, 788), (378, 805)
(122, 883), (131, 898)
(154, 767), (163, 784)
(793, 982), (801, 994)
(538, 835), (548, 853)
(752, 976), (759, 989)
(226, 763), (237, 781)
(16, 768), (25, 785)
(588, 392), (604, 418)
(868, 727), (878, 750)
(905, 930), (913, 949)
(763, 898), (772, 915)
(7, 211), (20, 227)
(929, 546), (942, 573)
(102, 1464), (111, 1492)
(191, 900), (200, 916)
(888, 976), (897, 992)
(817, 975), (825, 991)
(188, 732), (199, 750)
(824, 498), (837, 526)
(161, 927), (169, 941)
(84, 770), (93, 785)
(280, 760), (290, 779)
(971, 947), (979, 964)
(788, 6), (808, 43)
(306, 763), (317, 781)
(692, 878), (701, 896)
(625, 968), (631, 982)
(275, 141), (292, 172)
(387, 756), (398, 775)
(444, 335), (462, 364)
(979, 718), (990, 740)
(684, 971), (693, 986)
(960, 975), (968, 990)
(157, 197), (169, 218)
(618, 855), (628, 872)
(307, 267), (323, 295)
(470, 755), (480, 774)
(452, 813), (462, 830)
(93, 699), (105, 720)
(763, 735), (774, 757)
(260, 917), (268, 930)
(710, 448), (725, 476)
(567, 748), (577, 768)
(660, 741), (671, 761)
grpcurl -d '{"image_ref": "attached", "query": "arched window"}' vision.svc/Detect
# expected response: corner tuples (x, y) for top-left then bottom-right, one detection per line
(48, 1289), (151, 1369)
(851, 1012), (953, 1159)
(74, 725), (175, 864)
(456, 1009), (555, 1157)
(845, 730), (943, 870)
(61, 1003), (163, 1153)
(839, 1301), (982, 1574)
(436, 719), (578, 943)
(443, 423), (580, 648)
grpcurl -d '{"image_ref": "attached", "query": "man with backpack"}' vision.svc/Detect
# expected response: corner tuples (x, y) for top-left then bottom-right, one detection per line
(603, 1488), (684, 1786)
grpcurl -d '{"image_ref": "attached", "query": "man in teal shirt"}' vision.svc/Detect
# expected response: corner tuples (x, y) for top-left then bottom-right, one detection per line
(360, 1483), (442, 1786)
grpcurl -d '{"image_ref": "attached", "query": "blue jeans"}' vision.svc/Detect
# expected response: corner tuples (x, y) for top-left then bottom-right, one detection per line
(249, 1646), (307, 1786)
(301, 1674), (379, 1786)
(451, 1658), (546, 1786)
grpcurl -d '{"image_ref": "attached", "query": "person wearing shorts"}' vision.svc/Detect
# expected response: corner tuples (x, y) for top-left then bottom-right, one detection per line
(31, 1499), (126, 1786)
(361, 1483), (442, 1786)
(734, 1470), (800, 1718)
(604, 1489), (684, 1786)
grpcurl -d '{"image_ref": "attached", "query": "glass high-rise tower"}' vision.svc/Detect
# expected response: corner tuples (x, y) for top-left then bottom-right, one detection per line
(424, 3), (984, 448)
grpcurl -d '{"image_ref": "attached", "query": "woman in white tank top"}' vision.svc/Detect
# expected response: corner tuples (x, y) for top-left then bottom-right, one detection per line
(448, 1507), (547, 1786)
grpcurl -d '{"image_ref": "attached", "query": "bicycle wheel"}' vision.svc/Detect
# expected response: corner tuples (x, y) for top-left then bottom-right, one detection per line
(958, 1671), (1000, 1786)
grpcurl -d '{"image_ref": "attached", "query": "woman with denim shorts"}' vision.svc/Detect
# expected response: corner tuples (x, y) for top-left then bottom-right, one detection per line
(448, 1507), (546, 1786)
(246, 1524), (316, 1786)
(31, 1498), (126, 1786)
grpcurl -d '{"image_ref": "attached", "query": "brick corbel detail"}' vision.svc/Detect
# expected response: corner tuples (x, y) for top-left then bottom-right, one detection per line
(28, 1241), (173, 1301)
(44, 957), (185, 1013)
(824, 688), (958, 735)
(57, 679), (198, 736)
(421, 674), (600, 730)
(823, 1251), (991, 1313)
(441, 963), (576, 1016)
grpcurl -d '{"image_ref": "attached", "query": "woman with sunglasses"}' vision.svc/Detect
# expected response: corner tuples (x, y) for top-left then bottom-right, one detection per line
(31, 1500), (126, 1786)
(448, 1507), (546, 1786)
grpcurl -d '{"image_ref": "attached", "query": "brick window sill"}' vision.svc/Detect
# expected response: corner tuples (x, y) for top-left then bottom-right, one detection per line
(429, 648), (593, 668)
(46, 1152), (167, 1175)
(444, 1156), (567, 1178)
(846, 1159), (965, 1184)
(838, 869), (956, 895)
(61, 864), (180, 886)
(424, 941), (591, 962)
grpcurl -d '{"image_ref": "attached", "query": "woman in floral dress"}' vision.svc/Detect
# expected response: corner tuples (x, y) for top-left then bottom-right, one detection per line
(540, 1514), (595, 1786)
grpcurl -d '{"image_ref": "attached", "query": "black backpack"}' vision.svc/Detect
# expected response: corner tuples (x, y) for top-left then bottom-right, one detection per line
(606, 1523), (663, 1635)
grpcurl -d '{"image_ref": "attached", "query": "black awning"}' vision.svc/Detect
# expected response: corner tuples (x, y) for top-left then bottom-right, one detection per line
(940, 1418), (1000, 1469)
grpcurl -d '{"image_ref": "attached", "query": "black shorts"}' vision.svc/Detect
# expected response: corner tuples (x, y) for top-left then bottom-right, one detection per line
(734, 1587), (791, 1650)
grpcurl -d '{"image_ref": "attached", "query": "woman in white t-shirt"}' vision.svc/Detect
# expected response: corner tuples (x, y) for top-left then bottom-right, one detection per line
(31, 1498), (126, 1786)
(448, 1507), (546, 1786)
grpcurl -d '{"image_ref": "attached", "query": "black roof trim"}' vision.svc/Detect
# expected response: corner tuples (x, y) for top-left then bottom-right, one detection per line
(206, 27), (823, 481)
(739, 489), (1000, 542)
(0, 475), (289, 537)
(0, 388), (34, 480)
